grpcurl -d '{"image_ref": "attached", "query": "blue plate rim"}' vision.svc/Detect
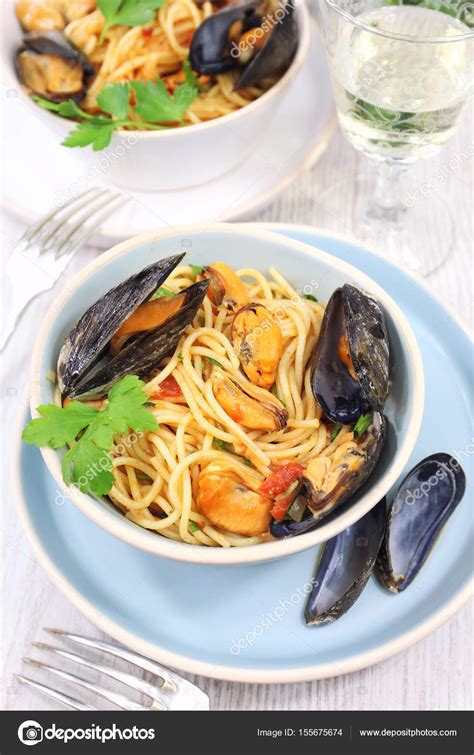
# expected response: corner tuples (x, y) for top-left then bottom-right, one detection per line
(13, 223), (474, 683)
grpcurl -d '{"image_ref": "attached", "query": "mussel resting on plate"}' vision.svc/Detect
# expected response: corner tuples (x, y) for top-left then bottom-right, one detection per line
(271, 412), (386, 538)
(311, 284), (390, 426)
(189, 0), (298, 89)
(376, 453), (466, 593)
(305, 498), (386, 626)
(303, 453), (466, 626)
(57, 253), (209, 400)
(15, 30), (94, 102)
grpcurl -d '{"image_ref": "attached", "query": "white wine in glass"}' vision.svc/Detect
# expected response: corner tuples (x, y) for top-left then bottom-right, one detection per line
(317, 1), (473, 275)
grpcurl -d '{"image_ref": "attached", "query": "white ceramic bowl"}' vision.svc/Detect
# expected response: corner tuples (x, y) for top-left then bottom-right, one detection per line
(1, 3), (311, 191)
(29, 223), (424, 565)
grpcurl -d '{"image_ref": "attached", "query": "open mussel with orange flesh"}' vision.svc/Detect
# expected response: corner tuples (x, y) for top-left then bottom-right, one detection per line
(305, 498), (386, 625)
(376, 453), (466, 593)
(311, 285), (389, 425)
(189, 0), (298, 90)
(271, 412), (386, 538)
(57, 254), (209, 400)
(15, 30), (94, 102)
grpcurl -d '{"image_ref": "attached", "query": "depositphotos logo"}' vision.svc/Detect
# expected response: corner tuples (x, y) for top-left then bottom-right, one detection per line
(17, 721), (156, 745)
(17, 721), (43, 746)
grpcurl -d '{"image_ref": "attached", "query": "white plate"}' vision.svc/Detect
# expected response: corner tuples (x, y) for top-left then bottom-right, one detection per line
(1, 24), (335, 246)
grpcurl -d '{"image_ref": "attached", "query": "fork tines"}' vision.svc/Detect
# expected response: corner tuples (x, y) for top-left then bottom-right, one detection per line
(15, 628), (210, 711)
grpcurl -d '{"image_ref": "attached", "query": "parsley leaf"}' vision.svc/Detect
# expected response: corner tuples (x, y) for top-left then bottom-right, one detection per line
(353, 413), (373, 438)
(188, 520), (200, 533)
(22, 402), (98, 449)
(33, 96), (94, 119)
(98, 0), (165, 42)
(303, 293), (318, 302)
(190, 264), (203, 276)
(97, 82), (130, 119)
(150, 286), (174, 300)
(62, 120), (117, 151)
(330, 422), (342, 442)
(130, 79), (197, 124)
(23, 375), (158, 496)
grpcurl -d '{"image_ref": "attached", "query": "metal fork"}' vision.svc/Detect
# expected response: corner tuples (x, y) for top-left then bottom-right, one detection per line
(15, 628), (210, 711)
(0, 187), (129, 352)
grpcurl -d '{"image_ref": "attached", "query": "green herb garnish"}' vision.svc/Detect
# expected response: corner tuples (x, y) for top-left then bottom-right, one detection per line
(177, 353), (184, 361)
(330, 423), (342, 442)
(353, 413), (373, 439)
(150, 286), (174, 300)
(97, 0), (166, 43)
(130, 79), (198, 124)
(22, 376), (158, 496)
(205, 357), (223, 368)
(303, 294), (318, 302)
(212, 438), (252, 467)
(188, 520), (200, 533)
(33, 71), (199, 151)
(190, 264), (203, 276)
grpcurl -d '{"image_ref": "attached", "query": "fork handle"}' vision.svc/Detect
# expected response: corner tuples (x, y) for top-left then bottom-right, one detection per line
(0, 251), (57, 352)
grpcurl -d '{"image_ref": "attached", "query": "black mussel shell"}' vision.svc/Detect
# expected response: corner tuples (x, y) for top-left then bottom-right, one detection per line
(310, 285), (389, 424)
(304, 412), (386, 520)
(67, 280), (210, 400)
(305, 498), (386, 625)
(235, 2), (297, 89)
(189, 1), (259, 75)
(58, 254), (185, 396)
(271, 413), (387, 538)
(189, 0), (298, 88)
(376, 453), (466, 593)
(343, 284), (389, 414)
(15, 31), (94, 103)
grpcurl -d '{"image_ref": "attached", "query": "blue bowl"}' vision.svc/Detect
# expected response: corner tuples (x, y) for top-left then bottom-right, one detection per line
(29, 223), (424, 565)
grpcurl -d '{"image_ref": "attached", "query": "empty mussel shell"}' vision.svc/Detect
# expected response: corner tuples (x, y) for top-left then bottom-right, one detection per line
(311, 285), (389, 425)
(305, 498), (386, 625)
(376, 453), (466, 593)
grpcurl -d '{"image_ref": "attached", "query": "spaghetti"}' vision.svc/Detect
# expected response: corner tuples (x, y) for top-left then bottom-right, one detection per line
(96, 264), (370, 548)
(53, 0), (270, 123)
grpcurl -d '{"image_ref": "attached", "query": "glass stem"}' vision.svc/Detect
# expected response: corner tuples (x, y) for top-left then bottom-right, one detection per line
(364, 161), (408, 229)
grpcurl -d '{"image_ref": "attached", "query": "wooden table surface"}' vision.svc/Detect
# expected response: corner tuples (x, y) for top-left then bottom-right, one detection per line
(2, 109), (472, 712)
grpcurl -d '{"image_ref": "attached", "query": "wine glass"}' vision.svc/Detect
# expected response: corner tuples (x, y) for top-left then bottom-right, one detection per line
(316, 0), (473, 275)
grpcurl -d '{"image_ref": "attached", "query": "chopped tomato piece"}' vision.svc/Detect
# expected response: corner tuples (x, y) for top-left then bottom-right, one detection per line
(151, 375), (183, 399)
(260, 463), (304, 498)
(260, 463), (304, 522)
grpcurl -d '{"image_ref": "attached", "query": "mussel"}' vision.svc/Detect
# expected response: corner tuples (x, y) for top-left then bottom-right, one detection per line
(231, 303), (282, 389)
(57, 254), (209, 400)
(197, 461), (272, 536)
(199, 262), (248, 313)
(15, 30), (94, 102)
(189, 0), (298, 90)
(212, 370), (288, 431)
(16, 1), (96, 31)
(311, 285), (389, 425)
(16, 1), (65, 32)
(376, 453), (466, 592)
(271, 412), (386, 538)
(305, 498), (386, 625)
